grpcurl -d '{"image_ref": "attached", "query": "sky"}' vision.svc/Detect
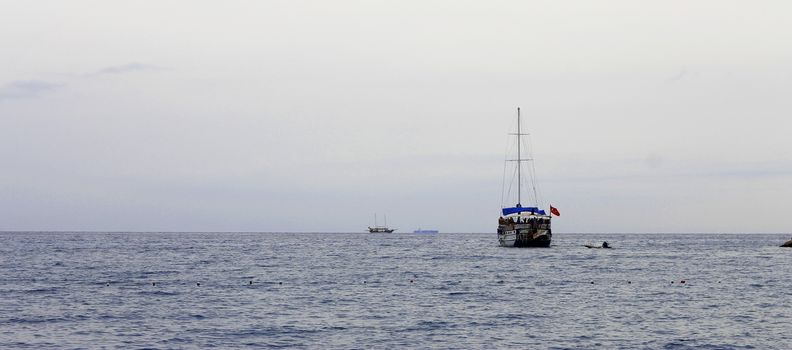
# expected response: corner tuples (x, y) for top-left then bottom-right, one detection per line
(1, 0), (791, 233)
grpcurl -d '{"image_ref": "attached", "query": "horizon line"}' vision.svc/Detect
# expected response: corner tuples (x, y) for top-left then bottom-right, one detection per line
(0, 231), (789, 235)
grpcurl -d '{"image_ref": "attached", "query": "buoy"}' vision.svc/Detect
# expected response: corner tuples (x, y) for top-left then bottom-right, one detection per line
(197, 282), (200, 286)
(152, 282), (156, 286)
(680, 280), (686, 284)
(279, 282), (282, 285)
(410, 279), (414, 283)
(249, 280), (253, 285)
(363, 281), (366, 284)
(106, 283), (110, 287)
(627, 281), (631, 284)
(590, 281), (594, 284)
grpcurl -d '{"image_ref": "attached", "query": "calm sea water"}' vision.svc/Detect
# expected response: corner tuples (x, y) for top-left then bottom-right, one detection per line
(1, 232), (790, 349)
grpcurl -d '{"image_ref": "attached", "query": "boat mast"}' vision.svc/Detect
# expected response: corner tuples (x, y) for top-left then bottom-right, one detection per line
(517, 107), (521, 207)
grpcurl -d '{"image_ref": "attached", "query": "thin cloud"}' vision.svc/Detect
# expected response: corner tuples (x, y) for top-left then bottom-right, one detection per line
(92, 62), (168, 76)
(707, 168), (792, 179)
(0, 62), (166, 102)
(0, 80), (64, 102)
(665, 67), (688, 83)
(665, 66), (700, 84)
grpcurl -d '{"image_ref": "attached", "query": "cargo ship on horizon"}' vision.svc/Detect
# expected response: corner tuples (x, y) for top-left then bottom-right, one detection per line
(413, 229), (439, 234)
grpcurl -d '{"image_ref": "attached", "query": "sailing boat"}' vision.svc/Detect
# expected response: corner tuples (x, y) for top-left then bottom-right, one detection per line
(368, 214), (396, 233)
(497, 107), (553, 247)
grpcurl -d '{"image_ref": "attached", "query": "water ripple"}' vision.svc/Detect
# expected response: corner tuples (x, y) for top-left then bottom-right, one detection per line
(0, 232), (790, 349)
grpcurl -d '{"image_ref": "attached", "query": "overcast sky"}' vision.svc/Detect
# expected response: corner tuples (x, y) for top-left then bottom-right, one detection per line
(1, 1), (791, 233)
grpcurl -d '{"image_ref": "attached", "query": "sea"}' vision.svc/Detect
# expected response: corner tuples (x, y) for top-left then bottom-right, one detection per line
(1, 232), (790, 349)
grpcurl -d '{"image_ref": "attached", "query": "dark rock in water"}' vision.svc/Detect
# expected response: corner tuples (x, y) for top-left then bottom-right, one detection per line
(781, 239), (792, 247)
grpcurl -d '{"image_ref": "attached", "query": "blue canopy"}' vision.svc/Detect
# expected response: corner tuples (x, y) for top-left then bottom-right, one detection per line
(502, 206), (546, 216)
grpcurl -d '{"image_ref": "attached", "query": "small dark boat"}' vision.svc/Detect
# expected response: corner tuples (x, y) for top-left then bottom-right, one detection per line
(584, 241), (611, 249)
(781, 238), (792, 247)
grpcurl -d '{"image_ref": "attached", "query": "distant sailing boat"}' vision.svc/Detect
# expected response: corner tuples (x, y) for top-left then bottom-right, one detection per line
(368, 214), (396, 233)
(497, 108), (556, 247)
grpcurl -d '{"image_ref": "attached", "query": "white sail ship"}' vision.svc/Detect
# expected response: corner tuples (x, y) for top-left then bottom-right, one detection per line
(368, 214), (395, 233)
(497, 108), (555, 247)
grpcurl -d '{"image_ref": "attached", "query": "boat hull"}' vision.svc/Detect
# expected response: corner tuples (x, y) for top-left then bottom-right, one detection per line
(497, 225), (551, 247)
(368, 227), (395, 233)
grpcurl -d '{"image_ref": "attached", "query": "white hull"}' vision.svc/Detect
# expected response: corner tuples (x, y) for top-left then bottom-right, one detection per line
(499, 230), (518, 247)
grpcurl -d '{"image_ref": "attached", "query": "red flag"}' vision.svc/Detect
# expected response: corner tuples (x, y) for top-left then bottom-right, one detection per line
(550, 205), (560, 217)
